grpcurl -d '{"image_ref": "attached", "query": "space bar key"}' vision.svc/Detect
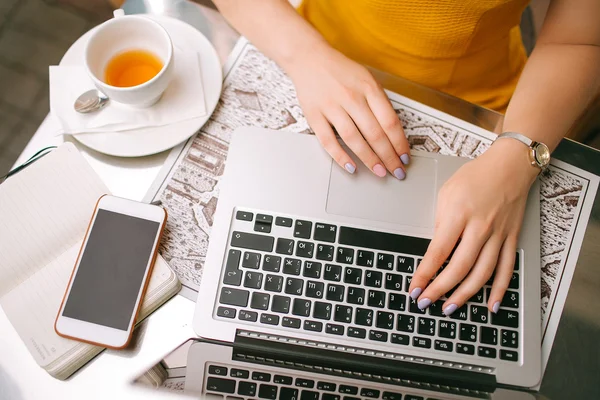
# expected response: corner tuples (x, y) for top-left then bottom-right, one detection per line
(230, 231), (275, 252)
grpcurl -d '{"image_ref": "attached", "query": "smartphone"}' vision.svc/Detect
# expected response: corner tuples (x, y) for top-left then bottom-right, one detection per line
(55, 195), (167, 349)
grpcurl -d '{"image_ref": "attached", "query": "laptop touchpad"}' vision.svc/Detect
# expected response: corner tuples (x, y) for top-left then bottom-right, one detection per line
(326, 156), (438, 229)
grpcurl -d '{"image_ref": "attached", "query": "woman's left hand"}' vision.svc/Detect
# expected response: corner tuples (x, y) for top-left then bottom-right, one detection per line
(408, 138), (539, 315)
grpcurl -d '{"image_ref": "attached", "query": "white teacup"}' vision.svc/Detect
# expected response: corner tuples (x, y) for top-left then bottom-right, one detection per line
(84, 14), (174, 108)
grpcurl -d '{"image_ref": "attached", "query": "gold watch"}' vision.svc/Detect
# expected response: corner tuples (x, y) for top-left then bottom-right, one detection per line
(495, 132), (550, 169)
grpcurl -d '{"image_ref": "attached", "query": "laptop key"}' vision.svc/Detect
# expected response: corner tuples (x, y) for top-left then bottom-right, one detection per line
(339, 385), (359, 395)
(239, 310), (258, 322)
(303, 320), (323, 332)
(365, 270), (383, 288)
(413, 336), (432, 349)
(357, 250), (375, 267)
(348, 327), (367, 339)
(313, 302), (332, 320)
(314, 223), (337, 243)
(326, 284), (345, 302)
(294, 220), (312, 239)
(334, 305), (353, 323)
(367, 290), (386, 308)
(283, 258), (302, 275)
(301, 390), (319, 400)
(209, 365), (228, 376)
(509, 272), (520, 289)
(428, 300), (445, 317)
(264, 274), (283, 292)
(478, 346), (497, 358)
(405, 395), (424, 400)
(460, 324), (477, 342)
(272, 295), (291, 313)
(285, 278), (304, 295)
(238, 381), (257, 396)
(500, 349), (519, 362)
(501, 329), (519, 348)
(391, 333), (410, 345)
(355, 308), (374, 326)
(514, 253), (520, 270)
(292, 298), (312, 317)
(361, 388), (380, 398)
(396, 314), (415, 332)
(258, 384), (277, 399)
(256, 214), (273, 224)
(260, 313), (279, 325)
(231, 369), (249, 379)
(385, 273), (403, 291)
(295, 378), (315, 388)
(296, 241), (315, 258)
(388, 293), (407, 311)
(481, 326), (498, 345)
(251, 292), (270, 310)
(434, 340), (453, 352)
(347, 287), (366, 305)
(254, 221), (272, 234)
(449, 304), (468, 320)
(438, 320), (456, 339)
(418, 317), (436, 336)
(279, 388), (299, 400)
(263, 255), (282, 272)
(252, 372), (271, 382)
(224, 249), (242, 286)
(217, 306), (236, 319)
(277, 238), (295, 255)
(396, 256), (415, 273)
(274, 375), (293, 385)
(244, 271), (263, 289)
(207, 377), (236, 394)
(306, 281), (325, 299)
(317, 244), (335, 261)
(220, 287), (249, 307)
(317, 381), (337, 391)
(326, 323), (344, 335)
(275, 217), (293, 227)
(282, 317), (301, 329)
(345, 267), (362, 285)
(376, 311), (395, 330)
(231, 231), (274, 252)
(303, 261), (322, 278)
(469, 289), (484, 303)
(369, 330), (388, 342)
(409, 299), (426, 314)
(236, 211), (253, 221)
(376, 253), (394, 270)
(242, 252), (261, 269)
(470, 305), (488, 324)
(456, 343), (475, 355)
(492, 309), (519, 328)
(382, 391), (403, 400)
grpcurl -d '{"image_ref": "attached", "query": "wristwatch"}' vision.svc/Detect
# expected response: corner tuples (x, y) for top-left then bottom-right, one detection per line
(495, 132), (551, 170)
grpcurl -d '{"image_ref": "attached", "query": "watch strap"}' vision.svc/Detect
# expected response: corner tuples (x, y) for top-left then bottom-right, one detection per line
(495, 132), (534, 147)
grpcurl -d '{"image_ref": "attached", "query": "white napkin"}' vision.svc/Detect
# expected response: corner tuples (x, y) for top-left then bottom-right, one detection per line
(49, 50), (207, 135)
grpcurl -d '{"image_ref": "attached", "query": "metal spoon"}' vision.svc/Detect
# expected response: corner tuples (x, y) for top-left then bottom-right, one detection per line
(74, 89), (109, 114)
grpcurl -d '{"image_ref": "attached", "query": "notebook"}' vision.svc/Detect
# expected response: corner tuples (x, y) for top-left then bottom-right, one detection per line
(0, 143), (181, 380)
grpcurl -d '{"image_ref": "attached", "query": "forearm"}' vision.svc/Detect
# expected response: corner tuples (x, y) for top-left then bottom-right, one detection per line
(503, 43), (600, 151)
(213, 0), (330, 73)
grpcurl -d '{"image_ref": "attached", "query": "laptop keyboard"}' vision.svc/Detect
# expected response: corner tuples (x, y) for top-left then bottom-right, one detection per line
(205, 363), (443, 400)
(215, 210), (521, 363)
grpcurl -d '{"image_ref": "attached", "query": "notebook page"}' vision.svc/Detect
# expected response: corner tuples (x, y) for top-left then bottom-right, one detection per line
(0, 143), (108, 297)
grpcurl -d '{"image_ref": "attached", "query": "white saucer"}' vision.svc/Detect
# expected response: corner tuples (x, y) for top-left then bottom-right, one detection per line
(59, 14), (222, 157)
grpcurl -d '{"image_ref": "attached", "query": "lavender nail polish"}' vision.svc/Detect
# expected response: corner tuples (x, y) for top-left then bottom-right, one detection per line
(492, 301), (500, 314)
(345, 163), (356, 174)
(393, 168), (406, 180)
(400, 153), (410, 165)
(418, 298), (432, 310)
(443, 304), (458, 316)
(410, 287), (422, 300)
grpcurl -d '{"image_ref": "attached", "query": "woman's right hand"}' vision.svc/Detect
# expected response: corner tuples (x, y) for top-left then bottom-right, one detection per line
(287, 46), (411, 179)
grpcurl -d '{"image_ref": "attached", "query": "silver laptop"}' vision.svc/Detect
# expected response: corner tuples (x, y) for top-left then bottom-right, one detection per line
(193, 127), (542, 393)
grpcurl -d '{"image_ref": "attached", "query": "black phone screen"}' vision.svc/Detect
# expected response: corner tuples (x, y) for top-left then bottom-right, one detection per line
(62, 209), (160, 330)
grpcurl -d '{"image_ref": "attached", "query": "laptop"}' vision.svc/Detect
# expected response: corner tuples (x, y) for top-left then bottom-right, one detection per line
(192, 127), (542, 394)
(133, 339), (543, 399)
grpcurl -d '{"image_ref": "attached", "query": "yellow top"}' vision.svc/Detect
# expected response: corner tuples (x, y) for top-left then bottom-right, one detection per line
(298, 0), (530, 112)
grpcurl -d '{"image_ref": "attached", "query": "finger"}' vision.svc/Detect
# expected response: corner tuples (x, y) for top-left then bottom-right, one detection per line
(345, 97), (405, 180)
(442, 235), (504, 316)
(415, 223), (491, 310)
(305, 110), (357, 174)
(365, 86), (410, 165)
(325, 106), (386, 177)
(488, 235), (518, 313)
(408, 215), (465, 301)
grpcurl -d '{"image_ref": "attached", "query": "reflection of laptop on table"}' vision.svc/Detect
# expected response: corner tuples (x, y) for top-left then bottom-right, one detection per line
(192, 127), (542, 396)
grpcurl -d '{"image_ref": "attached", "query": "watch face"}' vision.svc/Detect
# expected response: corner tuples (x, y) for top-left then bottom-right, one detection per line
(534, 143), (551, 167)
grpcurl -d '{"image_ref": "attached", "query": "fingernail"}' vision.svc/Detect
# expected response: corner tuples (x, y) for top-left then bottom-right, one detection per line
(400, 153), (410, 165)
(393, 168), (406, 180)
(373, 164), (386, 177)
(418, 298), (432, 310)
(410, 287), (422, 300)
(492, 301), (500, 314)
(443, 304), (458, 316)
(345, 163), (356, 174)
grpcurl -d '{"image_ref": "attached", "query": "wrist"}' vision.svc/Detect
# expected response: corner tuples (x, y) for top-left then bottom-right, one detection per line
(486, 139), (540, 185)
